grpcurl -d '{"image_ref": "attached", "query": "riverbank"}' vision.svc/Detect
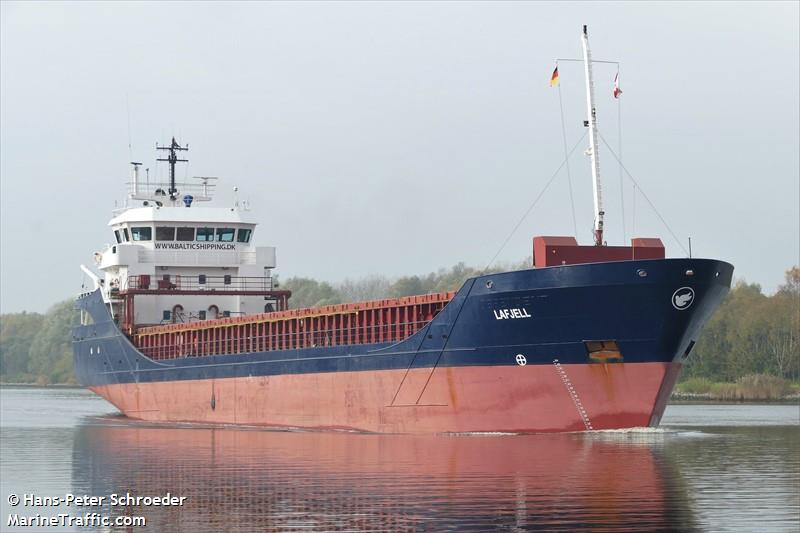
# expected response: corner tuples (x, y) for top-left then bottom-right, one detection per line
(670, 392), (800, 403)
(0, 382), (82, 388)
(672, 375), (800, 402)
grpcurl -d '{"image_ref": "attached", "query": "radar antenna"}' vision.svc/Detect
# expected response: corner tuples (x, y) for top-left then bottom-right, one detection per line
(191, 176), (218, 199)
(156, 137), (189, 200)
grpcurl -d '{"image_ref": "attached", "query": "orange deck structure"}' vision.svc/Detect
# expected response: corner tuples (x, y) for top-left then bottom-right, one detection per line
(133, 291), (456, 360)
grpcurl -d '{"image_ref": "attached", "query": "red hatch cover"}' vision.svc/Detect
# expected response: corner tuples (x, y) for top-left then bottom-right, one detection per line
(532, 236), (665, 268)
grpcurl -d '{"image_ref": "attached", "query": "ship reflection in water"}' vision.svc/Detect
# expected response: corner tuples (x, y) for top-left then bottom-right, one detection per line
(71, 420), (696, 532)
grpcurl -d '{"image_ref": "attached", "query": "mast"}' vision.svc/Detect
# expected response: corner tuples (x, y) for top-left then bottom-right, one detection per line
(127, 139), (215, 204)
(581, 25), (605, 246)
(156, 137), (189, 201)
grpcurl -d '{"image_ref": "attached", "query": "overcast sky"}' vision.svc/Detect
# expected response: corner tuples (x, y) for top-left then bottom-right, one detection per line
(1, 1), (798, 313)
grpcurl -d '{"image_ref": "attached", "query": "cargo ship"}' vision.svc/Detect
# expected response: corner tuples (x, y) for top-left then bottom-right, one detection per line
(73, 27), (733, 433)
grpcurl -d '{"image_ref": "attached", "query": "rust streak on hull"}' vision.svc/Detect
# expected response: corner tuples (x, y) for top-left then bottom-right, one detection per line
(92, 362), (678, 434)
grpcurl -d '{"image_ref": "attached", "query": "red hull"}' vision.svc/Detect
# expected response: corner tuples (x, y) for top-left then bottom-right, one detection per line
(92, 362), (681, 433)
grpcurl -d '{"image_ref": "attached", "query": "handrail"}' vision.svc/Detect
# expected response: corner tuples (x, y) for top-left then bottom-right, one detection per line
(134, 320), (435, 361)
(126, 274), (274, 292)
(126, 181), (216, 195)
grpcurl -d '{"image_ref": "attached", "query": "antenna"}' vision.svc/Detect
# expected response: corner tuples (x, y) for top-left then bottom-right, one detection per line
(126, 93), (133, 161)
(582, 25), (605, 246)
(156, 137), (188, 201)
(130, 162), (142, 196)
(191, 176), (218, 199)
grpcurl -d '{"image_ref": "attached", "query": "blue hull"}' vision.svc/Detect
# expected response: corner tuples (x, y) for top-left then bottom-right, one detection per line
(73, 258), (733, 387)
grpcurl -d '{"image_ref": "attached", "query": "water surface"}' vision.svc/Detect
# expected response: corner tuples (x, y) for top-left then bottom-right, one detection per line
(1, 387), (797, 532)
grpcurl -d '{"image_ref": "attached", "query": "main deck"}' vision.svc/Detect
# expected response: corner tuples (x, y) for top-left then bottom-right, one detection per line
(132, 291), (456, 360)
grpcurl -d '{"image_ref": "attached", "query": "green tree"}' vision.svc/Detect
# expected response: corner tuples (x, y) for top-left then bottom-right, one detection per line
(27, 300), (77, 384)
(0, 300), (77, 384)
(389, 276), (427, 298)
(282, 277), (342, 309)
(770, 266), (800, 380)
(338, 275), (391, 303)
(685, 269), (800, 382)
(0, 311), (44, 382)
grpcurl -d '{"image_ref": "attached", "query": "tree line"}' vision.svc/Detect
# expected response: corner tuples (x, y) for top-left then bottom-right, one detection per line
(683, 267), (799, 382)
(279, 259), (530, 308)
(0, 300), (76, 384)
(1, 263), (797, 385)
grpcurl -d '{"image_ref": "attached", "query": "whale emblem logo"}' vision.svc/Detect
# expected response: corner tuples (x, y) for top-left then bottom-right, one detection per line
(672, 287), (695, 310)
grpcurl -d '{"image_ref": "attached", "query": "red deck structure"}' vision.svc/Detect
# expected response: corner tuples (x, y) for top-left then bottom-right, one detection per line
(533, 236), (665, 267)
(133, 291), (456, 360)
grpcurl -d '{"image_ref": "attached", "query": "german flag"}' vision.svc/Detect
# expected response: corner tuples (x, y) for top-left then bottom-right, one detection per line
(550, 66), (559, 87)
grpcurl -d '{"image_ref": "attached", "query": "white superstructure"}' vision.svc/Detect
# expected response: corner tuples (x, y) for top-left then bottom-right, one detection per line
(81, 139), (287, 331)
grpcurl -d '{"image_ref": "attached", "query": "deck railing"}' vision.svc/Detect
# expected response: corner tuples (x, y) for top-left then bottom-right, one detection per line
(134, 320), (435, 360)
(131, 291), (455, 361)
(126, 274), (274, 292)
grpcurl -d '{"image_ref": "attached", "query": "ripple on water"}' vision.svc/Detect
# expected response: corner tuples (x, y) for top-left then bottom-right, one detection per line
(1, 387), (798, 532)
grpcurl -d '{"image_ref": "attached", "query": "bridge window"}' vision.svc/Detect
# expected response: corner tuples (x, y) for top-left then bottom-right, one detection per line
(156, 227), (175, 241)
(122, 228), (130, 242)
(196, 227), (214, 241)
(237, 228), (252, 243)
(114, 230), (121, 244)
(131, 227), (152, 241)
(216, 228), (235, 242)
(176, 227), (194, 241)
